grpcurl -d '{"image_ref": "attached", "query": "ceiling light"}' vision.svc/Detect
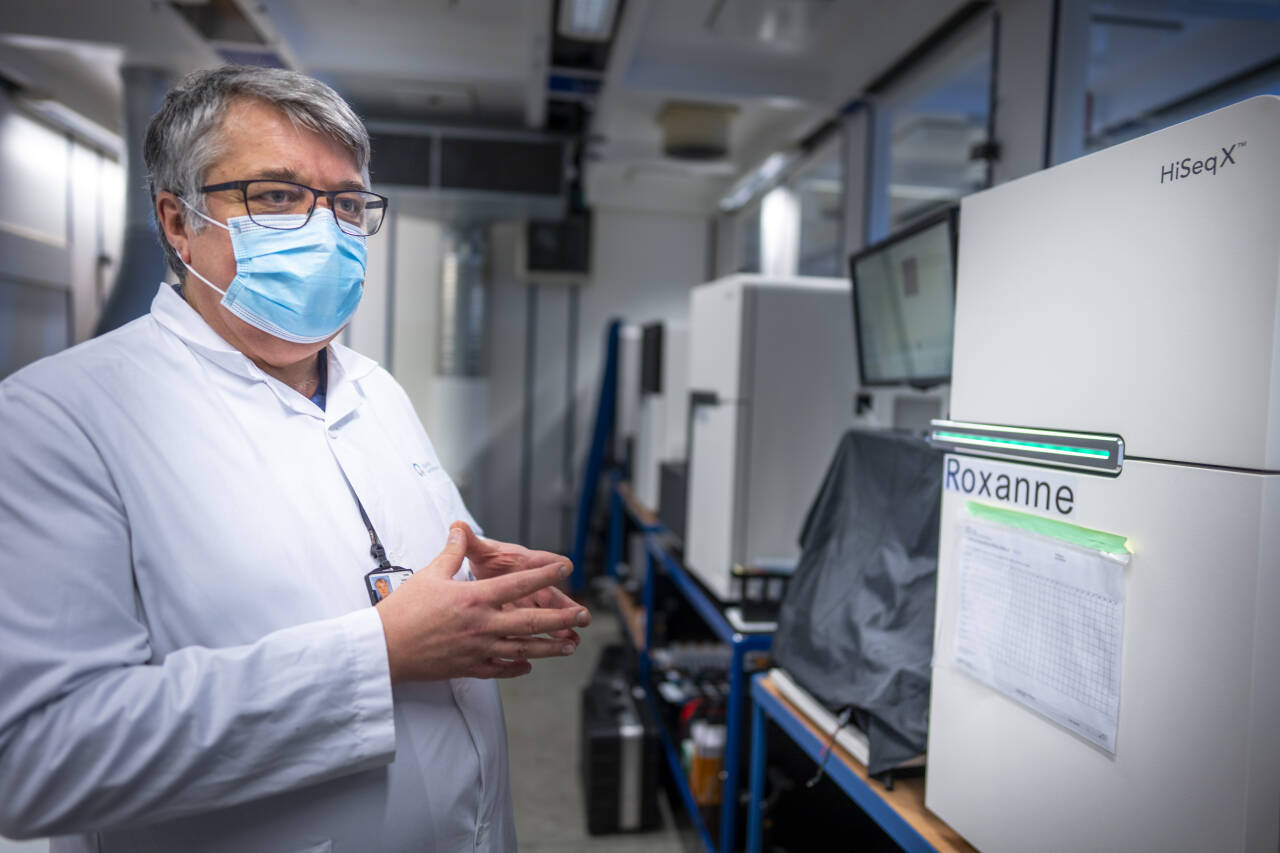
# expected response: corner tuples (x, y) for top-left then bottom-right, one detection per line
(718, 151), (795, 211)
(17, 96), (121, 156)
(707, 0), (833, 53)
(558, 0), (619, 42)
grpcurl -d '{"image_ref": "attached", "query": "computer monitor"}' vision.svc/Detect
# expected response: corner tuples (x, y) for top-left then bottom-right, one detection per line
(849, 207), (958, 388)
(520, 212), (591, 285)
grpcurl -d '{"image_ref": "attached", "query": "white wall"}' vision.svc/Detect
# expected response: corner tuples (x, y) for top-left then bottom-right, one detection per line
(474, 221), (528, 543)
(390, 216), (491, 496)
(344, 209), (394, 366)
(0, 96), (69, 245)
(0, 87), (123, 381)
(565, 207), (708, 520)
(347, 204), (709, 552)
(69, 140), (125, 341)
(347, 211), (492, 514)
(497, 208), (709, 550)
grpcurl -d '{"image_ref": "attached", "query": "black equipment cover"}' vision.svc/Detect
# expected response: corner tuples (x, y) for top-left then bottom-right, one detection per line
(772, 429), (943, 776)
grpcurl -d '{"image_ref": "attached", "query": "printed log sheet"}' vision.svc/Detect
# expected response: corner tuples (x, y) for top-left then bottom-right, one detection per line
(952, 516), (1129, 752)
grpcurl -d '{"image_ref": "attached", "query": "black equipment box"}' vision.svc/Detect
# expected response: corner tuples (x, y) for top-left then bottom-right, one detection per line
(657, 460), (687, 543)
(580, 675), (661, 834)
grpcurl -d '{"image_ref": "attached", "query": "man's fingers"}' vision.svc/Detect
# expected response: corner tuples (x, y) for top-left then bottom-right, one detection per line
(524, 549), (572, 571)
(474, 658), (533, 679)
(488, 636), (578, 661)
(478, 561), (571, 605)
(491, 604), (587, 637)
(459, 522), (488, 554)
(427, 523), (470, 578)
(546, 628), (580, 644)
(464, 535), (571, 576)
(529, 585), (581, 613)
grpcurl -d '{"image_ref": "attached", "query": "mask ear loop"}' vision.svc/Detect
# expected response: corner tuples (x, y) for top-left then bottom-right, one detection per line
(178, 198), (231, 297)
(181, 260), (227, 296)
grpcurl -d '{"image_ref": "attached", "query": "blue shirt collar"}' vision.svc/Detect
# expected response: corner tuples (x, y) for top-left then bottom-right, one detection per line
(309, 348), (328, 411)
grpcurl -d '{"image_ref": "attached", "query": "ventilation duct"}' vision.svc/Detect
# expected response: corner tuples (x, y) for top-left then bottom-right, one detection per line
(95, 65), (173, 336)
(437, 224), (488, 377)
(168, 0), (296, 70)
(656, 101), (737, 161)
(368, 125), (569, 222)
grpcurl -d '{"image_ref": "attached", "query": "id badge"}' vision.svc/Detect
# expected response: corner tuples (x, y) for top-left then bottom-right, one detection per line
(365, 566), (414, 605)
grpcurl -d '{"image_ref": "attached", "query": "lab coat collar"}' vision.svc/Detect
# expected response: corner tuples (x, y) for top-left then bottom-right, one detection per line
(150, 283), (380, 422)
(324, 342), (379, 426)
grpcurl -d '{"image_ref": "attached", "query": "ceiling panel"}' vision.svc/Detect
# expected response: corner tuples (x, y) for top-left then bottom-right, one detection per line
(262, 0), (533, 81)
(0, 0), (987, 214)
(585, 0), (973, 210)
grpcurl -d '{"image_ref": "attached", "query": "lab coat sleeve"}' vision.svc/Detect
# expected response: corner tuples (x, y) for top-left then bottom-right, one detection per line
(0, 380), (396, 839)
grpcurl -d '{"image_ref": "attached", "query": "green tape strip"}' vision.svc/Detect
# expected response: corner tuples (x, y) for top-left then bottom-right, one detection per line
(966, 501), (1131, 556)
(935, 430), (1111, 459)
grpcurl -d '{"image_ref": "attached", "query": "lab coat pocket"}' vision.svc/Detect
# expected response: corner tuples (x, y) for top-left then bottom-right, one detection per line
(416, 464), (467, 524)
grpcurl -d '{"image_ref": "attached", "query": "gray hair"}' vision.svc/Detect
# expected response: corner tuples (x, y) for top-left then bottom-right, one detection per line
(144, 65), (371, 280)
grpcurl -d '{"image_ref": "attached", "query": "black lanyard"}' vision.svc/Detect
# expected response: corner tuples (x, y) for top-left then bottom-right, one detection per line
(352, 493), (412, 604)
(354, 494), (393, 571)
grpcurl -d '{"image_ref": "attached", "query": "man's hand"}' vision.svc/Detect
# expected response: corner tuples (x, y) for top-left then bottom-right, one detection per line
(455, 522), (590, 651)
(375, 523), (590, 684)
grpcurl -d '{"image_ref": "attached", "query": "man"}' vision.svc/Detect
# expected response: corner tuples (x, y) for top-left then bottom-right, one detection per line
(0, 66), (588, 852)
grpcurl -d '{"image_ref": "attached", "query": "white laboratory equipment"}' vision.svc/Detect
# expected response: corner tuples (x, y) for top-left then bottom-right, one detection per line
(683, 274), (856, 602)
(633, 321), (689, 511)
(925, 96), (1280, 853)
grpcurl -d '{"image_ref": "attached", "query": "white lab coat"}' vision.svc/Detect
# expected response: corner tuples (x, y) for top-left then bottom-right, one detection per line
(0, 284), (516, 852)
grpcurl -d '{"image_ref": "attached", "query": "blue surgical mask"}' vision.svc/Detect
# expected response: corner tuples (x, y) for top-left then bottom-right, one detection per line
(181, 202), (367, 344)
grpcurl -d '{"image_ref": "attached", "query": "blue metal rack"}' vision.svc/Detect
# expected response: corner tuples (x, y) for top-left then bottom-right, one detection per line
(569, 320), (621, 591)
(605, 472), (650, 581)
(604, 479), (773, 853)
(645, 535), (772, 853)
(746, 673), (973, 853)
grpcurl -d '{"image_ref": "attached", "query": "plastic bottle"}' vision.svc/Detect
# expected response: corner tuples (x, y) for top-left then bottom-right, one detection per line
(689, 721), (726, 806)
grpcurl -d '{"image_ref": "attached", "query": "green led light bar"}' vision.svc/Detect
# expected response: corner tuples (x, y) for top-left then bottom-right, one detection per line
(929, 420), (1124, 475)
(933, 431), (1111, 459)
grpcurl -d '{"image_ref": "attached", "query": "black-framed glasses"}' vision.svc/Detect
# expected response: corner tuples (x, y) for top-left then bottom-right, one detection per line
(199, 180), (388, 237)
